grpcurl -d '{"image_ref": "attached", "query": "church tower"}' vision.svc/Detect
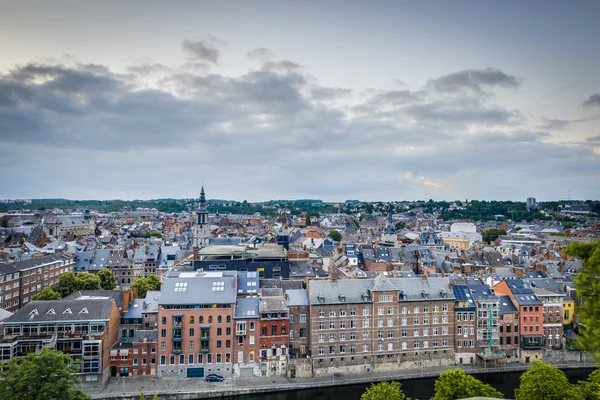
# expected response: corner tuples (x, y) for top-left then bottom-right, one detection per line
(193, 186), (210, 250)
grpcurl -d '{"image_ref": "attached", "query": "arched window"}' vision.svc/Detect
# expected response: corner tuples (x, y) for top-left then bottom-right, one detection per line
(217, 316), (222, 324)
(190, 316), (195, 324)
(208, 316), (213, 323)
(161, 317), (166, 325)
(199, 316), (204, 324)
(226, 316), (231, 324)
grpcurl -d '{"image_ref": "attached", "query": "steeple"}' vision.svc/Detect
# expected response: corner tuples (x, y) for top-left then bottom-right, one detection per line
(196, 186), (208, 225)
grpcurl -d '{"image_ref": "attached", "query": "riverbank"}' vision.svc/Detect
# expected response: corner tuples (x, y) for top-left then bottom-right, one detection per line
(85, 361), (597, 400)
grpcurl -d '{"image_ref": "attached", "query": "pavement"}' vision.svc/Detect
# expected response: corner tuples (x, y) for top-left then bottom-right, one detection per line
(84, 361), (597, 399)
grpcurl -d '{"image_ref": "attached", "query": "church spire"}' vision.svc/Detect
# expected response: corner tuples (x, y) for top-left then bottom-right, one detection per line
(197, 186), (208, 225)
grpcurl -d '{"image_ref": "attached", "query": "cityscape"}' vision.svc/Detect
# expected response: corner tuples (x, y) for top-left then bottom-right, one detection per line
(1, 1), (600, 399)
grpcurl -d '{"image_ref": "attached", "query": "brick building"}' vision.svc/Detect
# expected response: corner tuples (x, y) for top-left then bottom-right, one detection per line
(533, 287), (564, 350)
(497, 295), (520, 361)
(452, 284), (477, 365)
(158, 271), (236, 378)
(258, 292), (289, 376)
(494, 280), (545, 362)
(233, 297), (260, 377)
(286, 289), (310, 359)
(0, 254), (75, 312)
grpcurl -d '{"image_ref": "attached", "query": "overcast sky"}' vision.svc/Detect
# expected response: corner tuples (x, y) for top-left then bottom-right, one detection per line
(1, 0), (599, 202)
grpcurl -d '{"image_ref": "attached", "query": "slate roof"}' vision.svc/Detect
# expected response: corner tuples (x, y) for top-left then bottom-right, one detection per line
(388, 277), (454, 301)
(465, 284), (498, 302)
(503, 280), (542, 306)
(259, 296), (288, 313)
(63, 290), (124, 309)
(498, 295), (518, 314)
(134, 330), (158, 343)
(142, 291), (161, 313)
(5, 298), (115, 324)
(121, 299), (144, 319)
(285, 289), (309, 307)
(370, 273), (398, 292)
(2, 254), (73, 276)
(235, 297), (259, 319)
(309, 279), (373, 305)
(160, 272), (236, 305)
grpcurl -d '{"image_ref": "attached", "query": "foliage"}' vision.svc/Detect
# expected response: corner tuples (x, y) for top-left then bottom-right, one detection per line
(328, 230), (342, 242)
(514, 360), (583, 400)
(579, 369), (600, 400)
(0, 348), (90, 400)
(395, 221), (406, 230)
(130, 275), (161, 298)
(153, 395), (159, 400)
(54, 272), (101, 298)
(140, 391), (144, 400)
(97, 269), (116, 290)
(483, 228), (507, 244)
(432, 368), (503, 400)
(305, 214), (312, 227)
(567, 240), (600, 359)
(31, 287), (62, 301)
(361, 381), (409, 400)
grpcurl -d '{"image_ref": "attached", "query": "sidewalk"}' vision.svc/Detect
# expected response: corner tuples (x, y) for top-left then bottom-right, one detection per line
(85, 361), (597, 399)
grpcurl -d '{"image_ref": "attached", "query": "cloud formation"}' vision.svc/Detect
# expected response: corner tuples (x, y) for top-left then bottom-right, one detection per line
(0, 42), (598, 201)
(583, 93), (600, 107)
(181, 39), (220, 64)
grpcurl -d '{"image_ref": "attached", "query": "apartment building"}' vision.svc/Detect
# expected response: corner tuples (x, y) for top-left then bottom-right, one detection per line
(0, 254), (75, 312)
(286, 289), (310, 359)
(258, 293), (289, 376)
(452, 284), (477, 365)
(233, 297), (260, 377)
(0, 297), (120, 385)
(157, 271), (236, 378)
(497, 295), (520, 361)
(494, 280), (545, 362)
(308, 275), (455, 375)
(533, 287), (564, 349)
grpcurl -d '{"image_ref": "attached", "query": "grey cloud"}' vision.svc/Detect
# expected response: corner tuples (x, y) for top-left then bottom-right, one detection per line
(585, 135), (600, 145)
(583, 93), (600, 107)
(181, 39), (220, 64)
(428, 68), (520, 95)
(248, 47), (274, 59)
(1, 57), (598, 201)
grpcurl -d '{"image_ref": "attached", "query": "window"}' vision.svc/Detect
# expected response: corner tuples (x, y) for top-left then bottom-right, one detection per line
(402, 341), (408, 350)
(329, 346), (335, 354)
(319, 347), (325, 355)
(413, 305), (419, 313)
(318, 322), (325, 330)
(401, 329), (407, 337)
(442, 339), (448, 347)
(161, 329), (166, 338)
(442, 327), (448, 335)
(160, 342), (166, 351)
(379, 295), (392, 302)
(414, 328), (420, 337)
(217, 328), (222, 336)
(350, 332), (356, 340)
(161, 317), (166, 325)
(433, 339), (438, 347)
(189, 328), (195, 337)
(423, 341), (429, 349)
(423, 305), (429, 313)
(329, 333), (336, 342)
(319, 310), (325, 318)
(433, 316), (439, 324)
(300, 313), (307, 322)
(217, 340), (222, 348)
(319, 334), (325, 343)
(402, 306), (408, 314)
(226, 327), (231, 335)
(329, 322), (335, 330)
(217, 316), (222, 323)
(387, 318), (393, 327)
(160, 355), (166, 365)
(290, 314), (294, 323)
(362, 332), (369, 340)
(362, 344), (369, 353)
(378, 343), (383, 352)
(413, 317), (419, 325)
(281, 325), (286, 335)
(363, 307), (369, 316)
(362, 319), (369, 328)
(329, 310), (336, 317)
(442, 315), (448, 323)
(190, 316), (195, 324)
(189, 341), (194, 350)
(423, 315), (429, 324)
(340, 320), (346, 329)
(387, 306), (394, 315)
(413, 341), (420, 349)
(378, 307), (384, 315)
(188, 354), (194, 364)
(432, 305), (439, 312)
(350, 308), (356, 316)
(340, 333), (346, 341)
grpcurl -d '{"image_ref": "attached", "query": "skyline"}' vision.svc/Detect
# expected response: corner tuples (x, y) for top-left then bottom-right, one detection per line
(1, 0), (599, 202)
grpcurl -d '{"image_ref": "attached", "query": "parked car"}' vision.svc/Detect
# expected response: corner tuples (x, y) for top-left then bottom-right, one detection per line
(205, 374), (224, 382)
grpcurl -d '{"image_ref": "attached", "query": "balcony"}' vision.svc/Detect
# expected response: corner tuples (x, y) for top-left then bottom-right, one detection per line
(236, 330), (246, 336)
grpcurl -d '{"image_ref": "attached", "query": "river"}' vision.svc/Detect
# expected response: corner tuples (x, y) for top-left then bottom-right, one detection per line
(229, 368), (595, 400)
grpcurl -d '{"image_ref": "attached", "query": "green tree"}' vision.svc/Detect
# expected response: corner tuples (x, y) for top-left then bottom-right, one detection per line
(483, 228), (507, 244)
(566, 240), (600, 359)
(328, 230), (342, 242)
(31, 287), (62, 301)
(361, 381), (409, 400)
(140, 391), (145, 400)
(395, 221), (406, 230)
(432, 368), (503, 400)
(130, 277), (150, 299)
(54, 272), (80, 298)
(579, 369), (600, 400)
(75, 272), (101, 291)
(153, 395), (160, 400)
(514, 360), (583, 400)
(305, 214), (312, 227)
(0, 348), (90, 400)
(97, 269), (116, 290)
(145, 275), (162, 291)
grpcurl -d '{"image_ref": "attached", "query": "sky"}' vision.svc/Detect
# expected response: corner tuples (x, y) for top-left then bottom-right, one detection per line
(0, 0), (599, 202)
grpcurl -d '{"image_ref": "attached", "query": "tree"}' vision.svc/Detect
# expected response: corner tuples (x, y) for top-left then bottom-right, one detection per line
(361, 381), (409, 400)
(514, 360), (583, 400)
(328, 230), (342, 242)
(566, 240), (600, 359)
(145, 275), (162, 291)
(305, 214), (312, 227)
(97, 269), (116, 290)
(483, 228), (507, 244)
(0, 348), (90, 400)
(54, 272), (80, 298)
(140, 391), (145, 400)
(130, 277), (150, 299)
(77, 272), (101, 291)
(153, 395), (160, 400)
(395, 221), (406, 230)
(31, 287), (62, 301)
(579, 369), (600, 400)
(432, 368), (503, 400)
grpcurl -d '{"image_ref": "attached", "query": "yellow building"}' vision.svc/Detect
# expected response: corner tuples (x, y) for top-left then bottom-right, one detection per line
(440, 236), (471, 251)
(563, 296), (575, 325)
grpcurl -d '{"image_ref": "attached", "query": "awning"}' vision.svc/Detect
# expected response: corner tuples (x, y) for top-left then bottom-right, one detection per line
(110, 350), (118, 356)
(119, 349), (129, 356)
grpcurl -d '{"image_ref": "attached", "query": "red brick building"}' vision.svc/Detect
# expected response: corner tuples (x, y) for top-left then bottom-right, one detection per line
(258, 294), (289, 376)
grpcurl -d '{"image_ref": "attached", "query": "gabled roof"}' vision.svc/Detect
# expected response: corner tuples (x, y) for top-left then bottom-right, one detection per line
(370, 273), (397, 292)
(5, 298), (115, 324)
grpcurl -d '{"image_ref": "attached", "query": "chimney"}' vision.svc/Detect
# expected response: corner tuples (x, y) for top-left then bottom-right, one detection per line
(193, 247), (199, 261)
(122, 290), (131, 313)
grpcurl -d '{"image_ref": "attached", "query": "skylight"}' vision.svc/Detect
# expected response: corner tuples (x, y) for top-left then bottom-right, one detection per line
(212, 281), (225, 292)
(174, 282), (188, 292)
